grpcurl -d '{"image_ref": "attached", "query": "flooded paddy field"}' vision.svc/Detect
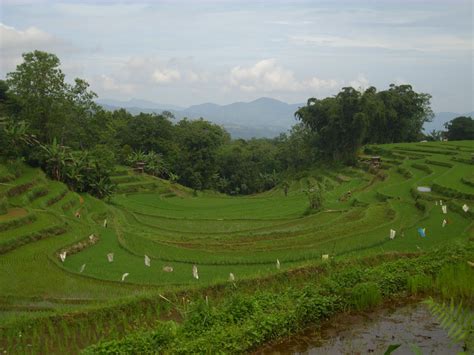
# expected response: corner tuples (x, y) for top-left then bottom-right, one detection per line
(257, 302), (464, 355)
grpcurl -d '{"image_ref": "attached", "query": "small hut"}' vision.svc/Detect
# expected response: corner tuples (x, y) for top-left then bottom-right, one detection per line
(134, 161), (145, 174)
(370, 156), (381, 169)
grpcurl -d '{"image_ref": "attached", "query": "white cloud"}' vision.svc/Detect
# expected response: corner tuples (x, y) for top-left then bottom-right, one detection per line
(229, 59), (338, 93)
(152, 68), (181, 84)
(349, 74), (370, 91)
(95, 74), (136, 95)
(0, 22), (72, 74)
(289, 33), (471, 52)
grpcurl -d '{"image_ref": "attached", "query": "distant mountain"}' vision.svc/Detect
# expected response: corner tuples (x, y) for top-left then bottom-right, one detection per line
(181, 97), (302, 128)
(97, 97), (304, 139)
(97, 98), (184, 111)
(97, 97), (472, 139)
(423, 111), (474, 132)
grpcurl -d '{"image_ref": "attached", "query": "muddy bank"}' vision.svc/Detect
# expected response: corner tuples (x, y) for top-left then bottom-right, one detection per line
(256, 301), (463, 354)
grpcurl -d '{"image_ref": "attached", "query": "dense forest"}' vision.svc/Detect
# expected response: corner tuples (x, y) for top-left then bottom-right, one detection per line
(1, 50), (470, 198)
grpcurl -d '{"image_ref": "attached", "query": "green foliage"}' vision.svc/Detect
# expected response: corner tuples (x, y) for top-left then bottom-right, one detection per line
(0, 196), (8, 215)
(444, 116), (474, 141)
(295, 87), (368, 164)
(424, 297), (474, 351)
(435, 263), (474, 302)
(83, 321), (178, 354)
(350, 282), (382, 311)
(304, 181), (324, 211)
(407, 274), (432, 295)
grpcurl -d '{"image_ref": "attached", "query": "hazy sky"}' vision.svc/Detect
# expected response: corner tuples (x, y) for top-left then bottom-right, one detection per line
(1, 0), (472, 112)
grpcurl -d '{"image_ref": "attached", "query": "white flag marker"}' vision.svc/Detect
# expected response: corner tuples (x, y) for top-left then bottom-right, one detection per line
(107, 253), (114, 262)
(229, 273), (235, 282)
(79, 264), (86, 273)
(144, 255), (151, 267)
(322, 254), (329, 260)
(103, 219), (108, 228)
(192, 265), (199, 279)
(442, 205), (447, 214)
(440, 200), (443, 205)
(59, 251), (67, 262)
(389, 229), (396, 239)
(442, 219), (447, 228)
(276, 259), (281, 269)
(462, 204), (469, 213)
(121, 273), (129, 282)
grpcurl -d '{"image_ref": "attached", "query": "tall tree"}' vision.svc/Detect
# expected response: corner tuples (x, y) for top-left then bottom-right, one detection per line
(444, 116), (474, 141)
(6, 51), (99, 145)
(295, 87), (368, 164)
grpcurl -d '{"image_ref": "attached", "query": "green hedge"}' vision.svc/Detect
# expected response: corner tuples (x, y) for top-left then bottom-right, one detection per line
(0, 213), (37, 232)
(0, 224), (67, 254)
(432, 183), (474, 200)
(411, 163), (433, 174)
(397, 167), (413, 179)
(425, 159), (454, 168)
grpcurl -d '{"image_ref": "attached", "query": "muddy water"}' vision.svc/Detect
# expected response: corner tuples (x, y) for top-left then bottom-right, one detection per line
(257, 302), (463, 354)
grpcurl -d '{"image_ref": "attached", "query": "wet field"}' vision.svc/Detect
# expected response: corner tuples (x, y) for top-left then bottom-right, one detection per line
(257, 302), (463, 355)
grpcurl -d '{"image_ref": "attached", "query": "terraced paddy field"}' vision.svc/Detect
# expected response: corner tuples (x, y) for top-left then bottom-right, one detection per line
(0, 141), (473, 353)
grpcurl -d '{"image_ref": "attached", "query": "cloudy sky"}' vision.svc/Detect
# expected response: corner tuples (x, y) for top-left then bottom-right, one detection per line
(0, 0), (472, 112)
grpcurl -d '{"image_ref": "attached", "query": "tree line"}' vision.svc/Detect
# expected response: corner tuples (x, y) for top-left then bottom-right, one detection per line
(1, 50), (469, 198)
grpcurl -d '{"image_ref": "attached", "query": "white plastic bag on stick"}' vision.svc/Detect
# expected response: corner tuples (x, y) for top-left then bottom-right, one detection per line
(389, 229), (396, 239)
(144, 255), (151, 267)
(192, 265), (199, 279)
(442, 205), (447, 214)
(59, 251), (67, 262)
(107, 253), (114, 262)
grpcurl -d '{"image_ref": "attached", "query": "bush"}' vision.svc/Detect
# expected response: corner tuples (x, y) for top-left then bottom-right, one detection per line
(432, 183), (474, 200)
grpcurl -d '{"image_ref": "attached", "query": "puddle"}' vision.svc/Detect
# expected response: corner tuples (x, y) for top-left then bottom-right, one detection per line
(256, 302), (463, 354)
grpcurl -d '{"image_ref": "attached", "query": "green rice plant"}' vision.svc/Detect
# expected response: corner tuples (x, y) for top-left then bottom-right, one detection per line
(0, 196), (8, 214)
(407, 274), (432, 295)
(350, 281), (382, 311)
(424, 297), (474, 352)
(24, 186), (48, 203)
(435, 262), (474, 303)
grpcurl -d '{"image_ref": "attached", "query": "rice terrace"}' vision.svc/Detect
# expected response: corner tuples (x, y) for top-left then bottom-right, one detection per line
(1, 0), (474, 354)
(1, 139), (473, 353)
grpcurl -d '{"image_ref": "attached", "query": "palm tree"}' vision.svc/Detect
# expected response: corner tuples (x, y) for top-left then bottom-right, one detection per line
(144, 151), (166, 177)
(64, 151), (88, 191)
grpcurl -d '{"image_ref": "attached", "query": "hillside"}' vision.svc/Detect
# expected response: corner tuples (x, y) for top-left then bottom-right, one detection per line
(1, 140), (473, 352)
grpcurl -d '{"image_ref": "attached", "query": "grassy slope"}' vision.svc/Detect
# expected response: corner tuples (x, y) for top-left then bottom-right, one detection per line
(0, 140), (473, 352)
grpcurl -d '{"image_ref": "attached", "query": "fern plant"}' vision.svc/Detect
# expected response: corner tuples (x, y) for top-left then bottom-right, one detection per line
(424, 297), (474, 352)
